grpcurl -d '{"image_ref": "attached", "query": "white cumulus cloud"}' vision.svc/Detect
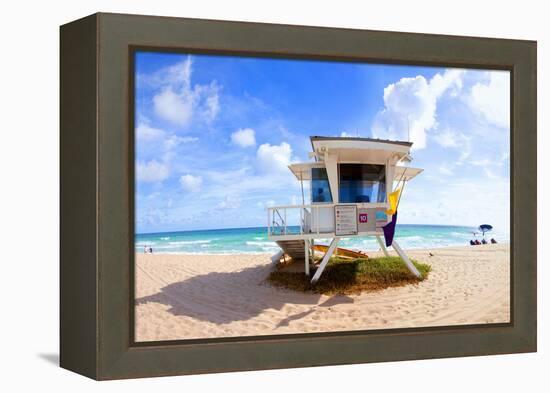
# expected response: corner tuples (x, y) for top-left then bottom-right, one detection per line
(136, 160), (169, 183)
(231, 128), (256, 147)
(179, 174), (203, 192)
(153, 87), (194, 126)
(151, 57), (220, 127)
(372, 69), (464, 150)
(467, 71), (510, 129)
(256, 142), (292, 173)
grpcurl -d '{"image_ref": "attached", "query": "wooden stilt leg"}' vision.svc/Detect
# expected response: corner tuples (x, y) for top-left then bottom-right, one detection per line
(392, 240), (421, 278)
(311, 238), (339, 284)
(304, 239), (310, 276)
(376, 235), (390, 257)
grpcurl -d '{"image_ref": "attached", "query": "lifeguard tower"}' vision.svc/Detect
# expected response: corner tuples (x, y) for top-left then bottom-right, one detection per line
(267, 136), (423, 284)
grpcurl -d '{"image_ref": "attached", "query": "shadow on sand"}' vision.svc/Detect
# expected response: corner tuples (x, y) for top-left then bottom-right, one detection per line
(135, 263), (354, 325)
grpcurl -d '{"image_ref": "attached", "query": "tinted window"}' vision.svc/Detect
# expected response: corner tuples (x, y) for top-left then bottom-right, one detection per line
(339, 164), (386, 203)
(311, 168), (333, 203)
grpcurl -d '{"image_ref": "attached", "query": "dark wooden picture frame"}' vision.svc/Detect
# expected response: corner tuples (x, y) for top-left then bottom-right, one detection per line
(60, 12), (536, 380)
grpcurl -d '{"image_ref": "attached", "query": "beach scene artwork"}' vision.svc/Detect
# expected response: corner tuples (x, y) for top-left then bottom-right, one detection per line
(134, 51), (510, 342)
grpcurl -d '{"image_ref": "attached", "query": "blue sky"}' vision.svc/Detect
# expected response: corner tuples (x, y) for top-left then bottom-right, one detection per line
(135, 51), (510, 234)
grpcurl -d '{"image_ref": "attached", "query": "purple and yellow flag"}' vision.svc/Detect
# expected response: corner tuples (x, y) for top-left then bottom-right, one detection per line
(382, 211), (398, 247)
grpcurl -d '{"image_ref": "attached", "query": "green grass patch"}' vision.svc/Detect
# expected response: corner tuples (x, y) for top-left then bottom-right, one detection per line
(267, 256), (431, 295)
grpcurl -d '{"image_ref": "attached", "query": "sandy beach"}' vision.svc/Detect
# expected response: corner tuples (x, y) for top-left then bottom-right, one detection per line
(135, 244), (510, 342)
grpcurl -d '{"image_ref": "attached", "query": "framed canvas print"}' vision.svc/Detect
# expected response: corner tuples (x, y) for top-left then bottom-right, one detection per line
(60, 13), (537, 380)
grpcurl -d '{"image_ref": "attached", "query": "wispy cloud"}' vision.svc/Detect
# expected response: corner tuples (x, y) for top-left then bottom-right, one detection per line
(179, 174), (203, 192)
(135, 119), (198, 183)
(136, 160), (169, 183)
(216, 195), (242, 209)
(438, 163), (454, 176)
(467, 71), (510, 129)
(432, 127), (472, 161)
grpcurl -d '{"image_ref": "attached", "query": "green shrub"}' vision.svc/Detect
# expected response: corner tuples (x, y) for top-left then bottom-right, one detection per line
(267, 256), (431, 295)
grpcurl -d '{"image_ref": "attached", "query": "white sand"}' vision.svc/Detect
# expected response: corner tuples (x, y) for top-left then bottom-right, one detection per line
(135, 244), (510, 342)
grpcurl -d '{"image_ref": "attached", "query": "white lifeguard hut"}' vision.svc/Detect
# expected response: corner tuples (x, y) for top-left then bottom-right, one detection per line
(267, 136), (423, 284)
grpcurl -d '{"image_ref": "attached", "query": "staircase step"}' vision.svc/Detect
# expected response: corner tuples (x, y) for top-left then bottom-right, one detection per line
(276, 240), (306, 260)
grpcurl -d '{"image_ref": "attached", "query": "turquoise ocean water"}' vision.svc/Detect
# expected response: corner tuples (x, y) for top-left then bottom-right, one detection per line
(135, 225), (510, 255)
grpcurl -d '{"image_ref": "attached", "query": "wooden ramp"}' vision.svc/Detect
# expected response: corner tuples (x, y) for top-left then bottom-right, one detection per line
(276, 240), (305, 260)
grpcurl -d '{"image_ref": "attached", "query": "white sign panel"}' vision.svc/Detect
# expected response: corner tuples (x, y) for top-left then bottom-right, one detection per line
(334, 205), (358, 236)
(357, 208), (377, 232)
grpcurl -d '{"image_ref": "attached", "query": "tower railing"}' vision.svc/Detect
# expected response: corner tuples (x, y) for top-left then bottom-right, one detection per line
(267, 202), (388, 237)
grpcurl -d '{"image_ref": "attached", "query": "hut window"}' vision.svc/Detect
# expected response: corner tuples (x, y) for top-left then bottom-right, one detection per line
(311, 168), (333, 203)
(339, 164), (386, 203)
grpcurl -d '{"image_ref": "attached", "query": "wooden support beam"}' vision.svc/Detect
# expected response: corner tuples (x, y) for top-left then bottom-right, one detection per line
(392, 240), (421, 278)
(311, 237), (340, 284)
(304, 239), (310, 276)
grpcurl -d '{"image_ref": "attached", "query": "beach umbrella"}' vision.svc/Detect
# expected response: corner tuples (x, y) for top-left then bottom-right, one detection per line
(478, 224), (493, 236)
